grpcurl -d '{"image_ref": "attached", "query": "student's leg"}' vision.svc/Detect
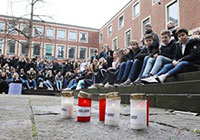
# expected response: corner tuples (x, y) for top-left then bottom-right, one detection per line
(142, 57), (155, 78)
(32, 80), (37, 89)
(116, 62), (126, 83)
(121, 60), (133, 82)
(157, 63), (174, 76)
(137, 56), (150, 79)
(150, 56), (172, 75)
(128, 59), (143, 81)
(56, 81), (59, 90)
(60, 81), (63, 89)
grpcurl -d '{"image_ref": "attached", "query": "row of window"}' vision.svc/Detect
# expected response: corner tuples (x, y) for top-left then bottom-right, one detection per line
(0, 39), (97, 60)
(0, 22), (89, 43)
(100, 0), (179, 45)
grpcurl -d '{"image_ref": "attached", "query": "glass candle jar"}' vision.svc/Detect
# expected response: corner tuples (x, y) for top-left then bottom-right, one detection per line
(61, 91), (74, 119)
(130, 93), (149, 129)
(77, 91), (92, 122)
(99, 94), (106, 121)
(105, 92), (121, 126)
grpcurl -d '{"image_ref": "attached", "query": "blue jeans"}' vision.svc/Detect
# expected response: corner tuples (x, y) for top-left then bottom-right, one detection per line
(128, 59), (143, 81)
(44, 80), (53, 89)
(121, 60), (133, 82)
(157, 61), (193, 76)
(20, 78), (30, 88)
(117, 62), (127, 82)
(56, 81), (62, 90)
(28, 79), (37, 88)
(150, 55), (172, 75)
(138, 56), (150, 78)
(67, 79), (77, 89)
(142, 57), (155, 78)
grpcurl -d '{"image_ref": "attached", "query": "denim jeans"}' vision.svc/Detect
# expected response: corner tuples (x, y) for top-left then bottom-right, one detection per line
(150, 55), (172, 75)
(142, 57), (155, 78)
(121, 60), (133, 82)
(127, 59), (143, 81)
(117, 62), (127, 82)
(138, 56), (150, 78)
(56, 81), (63, 90)
(20, 78), (30, 88)
(157, 61), (193, 76)
(44, 80), (53, 89)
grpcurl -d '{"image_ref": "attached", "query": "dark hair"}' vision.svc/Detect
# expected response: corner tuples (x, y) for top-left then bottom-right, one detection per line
(144, 34), (153, 40)
(161, 30), (171, 37)
(177, 28), (188, 36)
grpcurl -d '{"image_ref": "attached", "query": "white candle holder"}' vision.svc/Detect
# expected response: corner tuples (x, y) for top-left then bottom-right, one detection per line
(105, 92), (121, 126)
(61, 91), (74, 119)
(130, 93), (149, 129)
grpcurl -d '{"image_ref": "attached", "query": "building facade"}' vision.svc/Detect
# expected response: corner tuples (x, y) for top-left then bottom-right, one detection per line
(99, 0), (200, 51)
(0, 15), (99, 61)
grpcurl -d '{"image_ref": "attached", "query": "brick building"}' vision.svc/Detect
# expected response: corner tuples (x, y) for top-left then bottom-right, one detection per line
(99, 0), (200, 51)
(0, 15), (99, 60)
(0, 0), (200, 60)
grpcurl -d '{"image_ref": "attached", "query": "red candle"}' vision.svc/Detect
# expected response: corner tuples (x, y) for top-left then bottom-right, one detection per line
(99, 94), (106, 121)
(77, 91), (92, 122)
(147, 100), (149, 126)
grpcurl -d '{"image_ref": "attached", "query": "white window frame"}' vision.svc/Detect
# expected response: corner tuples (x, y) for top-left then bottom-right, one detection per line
(33, 25), (43, 38)
(141, 15), (151, 36)
(165, 0), (180, 29)
(78, 46), (88, 60)
(0, 21), (5, 33)
(112, 37), (118, 51)
(118, 14), (124, 30)
(19, 40), (29, 56)
(67, 45), (77, 59)
(99, 32), (103, 44)
(68, 30), (77, 42)
(57, 28), (66, 40)
(20, 23), (29, 36)
(79, 31), (88, 43)
(132, 1), (140, 19)
(44, 43), (54, 57)
(45, 27), (55, 39)
(32, 41), (42, 57)
(7, 22), (18, 35)
(152, 0), (160, 6)
(6, 39), (17, 55)
(56, 44), (66, 59)
(89, 48), (98, 59)
(124, 28), (132, 48)
(107, 24), (112, 38)
(0, 38), (4, 54)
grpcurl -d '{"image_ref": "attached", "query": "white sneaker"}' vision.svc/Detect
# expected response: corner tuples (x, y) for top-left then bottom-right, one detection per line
(104, 83), (114, 88)
(157, 74), (167, 83)
(63, 88), (71, 91)
(88, 85), (97, 89)
(141, 76), (158, 83)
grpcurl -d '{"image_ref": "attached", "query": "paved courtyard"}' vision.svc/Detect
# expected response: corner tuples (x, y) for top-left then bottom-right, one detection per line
(0, 94), (199, 140)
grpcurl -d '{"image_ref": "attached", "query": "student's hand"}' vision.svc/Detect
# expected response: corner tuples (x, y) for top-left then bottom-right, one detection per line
(154, 54), (158, 59)
(172, 60), (179, 66)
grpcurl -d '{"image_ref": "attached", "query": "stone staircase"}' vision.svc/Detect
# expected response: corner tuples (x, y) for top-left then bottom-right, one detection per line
(22, 70), (200, 113)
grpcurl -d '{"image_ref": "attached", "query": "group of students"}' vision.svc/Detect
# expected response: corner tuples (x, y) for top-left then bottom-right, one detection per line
(67, 23), (200, 90)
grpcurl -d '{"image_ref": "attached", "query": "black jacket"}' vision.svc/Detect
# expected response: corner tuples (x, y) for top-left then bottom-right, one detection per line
(159, 39), (177, 59)
(174, 38), (200, 64)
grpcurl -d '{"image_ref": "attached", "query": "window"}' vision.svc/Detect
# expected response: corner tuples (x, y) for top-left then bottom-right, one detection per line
(67, 46), (76, 59)
(118, 15), (124, 29)
(133, 2), (140, 18)
(0, 22), (5, 33)
(34, 26), (43, 37)
(57, 29), (66, 40)
(112, 38), (118, 51)
(89, 48), (98, 58)
(7, 40), (16, 54)
(68, 31), (77, 41)
(152, 0), (159, 4)
(107, 25), (112, 37)
(0, 39), (4, 54)
(8, 22), (18, 35)
(45, 28), (55, 39)
(20, 24), (29, 36)
(19, 41), (29, 55)
(79, 32), (88, 43)
(56, 45), (65, 59)
(167, 0), (179, 26)
(79, 47), (87, 60)
(142, 17), (150, 35)
(125, 30), (131, 48)
(44, 44), (54, 59)
(32, 42), (41, 56)
(99, 32), (103, 43)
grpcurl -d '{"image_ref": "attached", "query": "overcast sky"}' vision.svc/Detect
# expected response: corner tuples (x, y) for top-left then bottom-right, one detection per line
(0, 0), (130, 29)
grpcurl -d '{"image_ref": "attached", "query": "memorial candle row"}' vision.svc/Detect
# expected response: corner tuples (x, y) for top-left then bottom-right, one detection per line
(61, 91), (149, 130)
